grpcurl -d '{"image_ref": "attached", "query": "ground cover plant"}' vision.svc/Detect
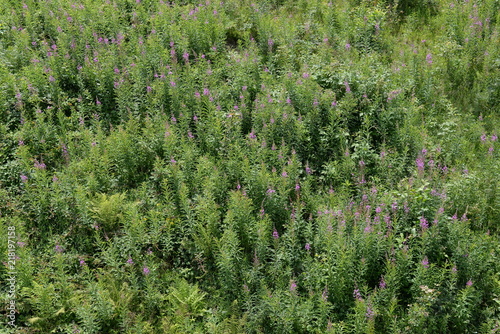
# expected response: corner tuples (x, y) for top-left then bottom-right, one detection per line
(0, 0), (499, 332)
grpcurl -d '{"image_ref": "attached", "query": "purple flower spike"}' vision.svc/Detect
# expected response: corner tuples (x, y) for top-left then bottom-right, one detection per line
(420, 217), (429, 230)
(379, 277), (386, 289)
(421, 256), (429, 269)
(426, 53), (433, 64)
(353, 289), (362, 301)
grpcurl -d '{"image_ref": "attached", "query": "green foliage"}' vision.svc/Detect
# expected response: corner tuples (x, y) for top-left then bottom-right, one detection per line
(0, 0), (499, 332)
(90, 192), (127, 232)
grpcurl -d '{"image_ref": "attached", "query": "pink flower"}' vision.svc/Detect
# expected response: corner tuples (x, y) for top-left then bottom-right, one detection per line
(344, 81), (351, 93)
(272, 229), (279, 239)
(143, 266), (150, 275)
(366, 307), (374, 319)
(421, 256), (429, 269)
(322, 287), (328, 301)
(416, 158), (425, 171)
(353, 289), (362, 301)
(426, 53), (433, 64)
(34, 160), (46, 170)
(420, 217), (429, 230)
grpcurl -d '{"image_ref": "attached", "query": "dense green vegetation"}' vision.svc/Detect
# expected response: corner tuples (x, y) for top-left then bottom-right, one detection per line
(1, 0), (499, 332)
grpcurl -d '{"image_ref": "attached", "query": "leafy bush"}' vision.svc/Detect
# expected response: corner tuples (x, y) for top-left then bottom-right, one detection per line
(0, 0), (499, 333)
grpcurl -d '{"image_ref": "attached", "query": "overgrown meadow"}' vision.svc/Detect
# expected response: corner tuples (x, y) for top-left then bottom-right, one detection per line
(1, 0), (499, 332)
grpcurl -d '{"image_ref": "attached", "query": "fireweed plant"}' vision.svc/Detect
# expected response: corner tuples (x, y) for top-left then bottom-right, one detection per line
(0, 0), (499, 333)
